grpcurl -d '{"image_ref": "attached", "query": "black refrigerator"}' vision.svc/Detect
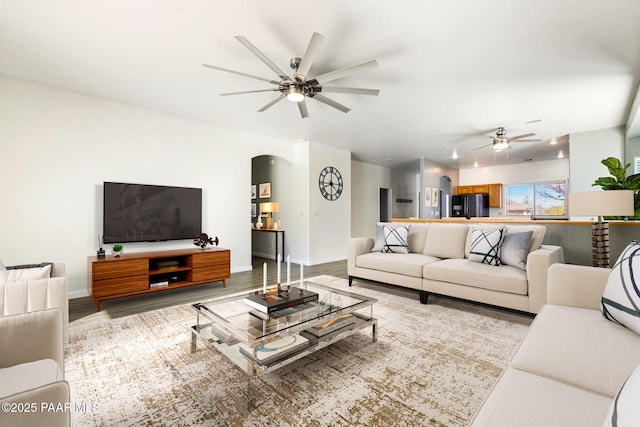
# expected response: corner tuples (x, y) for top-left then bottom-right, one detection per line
(451, 194), (489, 218)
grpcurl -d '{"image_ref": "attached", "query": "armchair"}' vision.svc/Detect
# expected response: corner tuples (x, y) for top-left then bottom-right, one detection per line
(0, 308), (70, 427)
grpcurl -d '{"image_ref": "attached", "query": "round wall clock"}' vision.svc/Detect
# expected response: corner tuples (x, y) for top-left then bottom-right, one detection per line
(319, 166), (344, 201)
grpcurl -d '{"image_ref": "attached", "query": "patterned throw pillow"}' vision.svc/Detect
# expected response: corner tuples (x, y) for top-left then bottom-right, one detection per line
(602, 241), (640, 336)
(468, 228), (503, 266)
(604, 363), (640, 427)
(499, 231), (533, 270)
(382, 225), (410, 254)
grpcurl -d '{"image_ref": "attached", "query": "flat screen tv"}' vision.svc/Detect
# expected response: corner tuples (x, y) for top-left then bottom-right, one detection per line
(103, 182), (202, 244)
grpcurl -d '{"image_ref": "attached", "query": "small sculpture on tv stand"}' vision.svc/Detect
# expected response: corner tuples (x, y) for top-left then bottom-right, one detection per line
(193, 233), (219, 250)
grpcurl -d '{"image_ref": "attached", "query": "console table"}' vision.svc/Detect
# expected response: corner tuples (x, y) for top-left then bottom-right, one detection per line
(252, 228), (285, 261)
(87, 247), (230, 311)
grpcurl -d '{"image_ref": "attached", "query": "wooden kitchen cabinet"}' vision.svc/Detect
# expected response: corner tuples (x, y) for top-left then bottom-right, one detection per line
(454, 183), (503, 208)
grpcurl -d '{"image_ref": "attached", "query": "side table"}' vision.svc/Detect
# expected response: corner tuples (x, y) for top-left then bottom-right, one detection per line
(252, 228), (285, 261)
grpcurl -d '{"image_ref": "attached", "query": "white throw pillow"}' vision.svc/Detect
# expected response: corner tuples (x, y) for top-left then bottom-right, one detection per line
(0, 264), (51, 282)
(468, 228), (503, 266)
(500, 231), (533, 270)
(603, 363), (640, 427)
(381, 225), (410, 254)
(371, 224), (385, 252)
(601, 241), (640, 336)
(0, 259), (5, 270)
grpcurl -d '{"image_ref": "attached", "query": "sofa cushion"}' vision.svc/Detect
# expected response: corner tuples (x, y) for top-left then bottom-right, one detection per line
(406, 223), (428, 254)
(510, 304), (640, 398)
(601, 241), (640, 336)
(423, 258), (527, 295)
(0, 264), (51, 282)
(504, 224), (546, 252)
(604, 363), (640, 427)
(381, 225), (410, 254)
(0, 358), (62, 397)
(423, 223), (469, 259)
(357, 252), (439, 278)
(468, 228), (504, 266)
(470, 367), (612, 427)
(0, 259), (4, 270)
(499, 231), (533, 270)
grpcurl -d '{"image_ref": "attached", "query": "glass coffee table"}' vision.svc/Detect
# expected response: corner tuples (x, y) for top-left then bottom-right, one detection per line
(190, 280), (377, 406)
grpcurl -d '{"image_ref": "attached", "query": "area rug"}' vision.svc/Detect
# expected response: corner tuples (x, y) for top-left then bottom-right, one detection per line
(65, 275), (531, 426)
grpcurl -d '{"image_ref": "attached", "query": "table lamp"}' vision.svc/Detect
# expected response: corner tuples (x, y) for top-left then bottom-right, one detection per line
(569, 190), (634, 267)
(260, 202), (280, 230)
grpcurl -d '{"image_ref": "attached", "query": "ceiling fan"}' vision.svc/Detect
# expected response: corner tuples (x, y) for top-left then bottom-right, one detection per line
(475, 127), (541, 151)
(203, 32), (380, 118)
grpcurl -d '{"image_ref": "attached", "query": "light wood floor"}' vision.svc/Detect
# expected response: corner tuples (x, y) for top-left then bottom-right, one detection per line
(69, 257), (348, 326)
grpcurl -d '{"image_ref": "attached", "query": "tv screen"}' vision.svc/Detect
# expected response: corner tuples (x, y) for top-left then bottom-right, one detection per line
(103, 182), (202, 244)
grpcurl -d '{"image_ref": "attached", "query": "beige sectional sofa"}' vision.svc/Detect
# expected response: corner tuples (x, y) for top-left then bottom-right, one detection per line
(471, 262), (640, 426)
(348, 222), (564, 314)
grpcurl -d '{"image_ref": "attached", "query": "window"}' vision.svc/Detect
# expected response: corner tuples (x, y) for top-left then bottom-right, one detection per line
(505, 181), (567, 219)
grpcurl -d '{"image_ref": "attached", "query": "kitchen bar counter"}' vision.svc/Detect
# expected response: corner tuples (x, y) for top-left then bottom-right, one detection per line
(389, 217), (640, 265)
(391, 217), (640, 226)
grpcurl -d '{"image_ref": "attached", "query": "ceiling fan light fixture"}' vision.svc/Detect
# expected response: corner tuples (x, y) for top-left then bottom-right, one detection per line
(287, 86), (305, 103)
(493, 139), (509, 150)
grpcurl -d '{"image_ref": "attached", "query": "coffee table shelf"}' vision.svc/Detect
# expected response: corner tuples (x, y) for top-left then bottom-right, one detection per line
(190, 280), (377, 406)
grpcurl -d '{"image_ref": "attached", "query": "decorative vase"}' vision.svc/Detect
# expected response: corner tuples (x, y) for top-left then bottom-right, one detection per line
(112, 250), (123, 257)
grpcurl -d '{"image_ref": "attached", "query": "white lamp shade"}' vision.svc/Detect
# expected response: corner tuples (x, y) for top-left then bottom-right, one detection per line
(569, 190), (634, 217)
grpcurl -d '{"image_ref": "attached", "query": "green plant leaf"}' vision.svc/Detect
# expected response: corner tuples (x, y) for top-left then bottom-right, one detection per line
(601, 157), (627, 182)
(593, 177), (622, 189)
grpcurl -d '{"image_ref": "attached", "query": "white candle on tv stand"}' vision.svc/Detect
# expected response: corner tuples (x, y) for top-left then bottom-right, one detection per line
(263, 262), (267, 294)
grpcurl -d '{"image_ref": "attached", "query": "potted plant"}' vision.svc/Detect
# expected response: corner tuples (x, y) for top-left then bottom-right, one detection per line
(592, 157), (640, 219)
(112, 244), (124, 257)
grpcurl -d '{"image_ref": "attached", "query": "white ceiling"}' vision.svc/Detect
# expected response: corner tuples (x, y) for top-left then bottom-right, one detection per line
(2, 0), (640, 169)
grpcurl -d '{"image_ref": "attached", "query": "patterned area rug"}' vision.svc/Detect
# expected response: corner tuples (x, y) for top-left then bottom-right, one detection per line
(66, 276), (531, 426)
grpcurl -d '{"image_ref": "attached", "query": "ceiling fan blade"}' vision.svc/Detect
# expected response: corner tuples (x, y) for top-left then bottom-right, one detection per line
(298, 99), (309, 118)
(295, 32), (326, 82)
(311, 59), (378, 85)
(258, 94), (286, 112)
(202, 64), (279, 85)
(220, 89), (279, 96)
(510, 139), (542, 143)
(508, 132), (536, 141)
(234, 36), (289, 80)
(474, 143), (492, 150)
(321, 86), (380, 96)
(310, 94), (351, 113)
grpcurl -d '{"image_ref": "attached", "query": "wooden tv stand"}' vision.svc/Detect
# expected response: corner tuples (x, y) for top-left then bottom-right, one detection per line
(87, 247), (230, 311)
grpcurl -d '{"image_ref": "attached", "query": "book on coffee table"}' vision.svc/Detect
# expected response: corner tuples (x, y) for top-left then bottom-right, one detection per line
(243, 287), (319, 314)
(239, 334), (310, 365)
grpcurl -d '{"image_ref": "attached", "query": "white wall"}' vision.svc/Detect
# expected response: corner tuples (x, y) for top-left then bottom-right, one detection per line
(0, 75), (302, 298)
(569, 126), (625, 192)
(351, 160), (392, 237)
(307, 141), (351, 264)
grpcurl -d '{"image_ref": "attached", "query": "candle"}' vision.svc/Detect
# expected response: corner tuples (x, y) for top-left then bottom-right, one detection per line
(287, 255), (291, 287)
(300, 261), (303, 284)
(277, 254), (281, 283)
(263, 262), (267, 294)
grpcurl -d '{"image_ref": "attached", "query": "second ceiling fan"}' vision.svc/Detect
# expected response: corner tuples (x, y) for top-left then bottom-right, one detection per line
(203, 32), (379, 118)
(475, 127), (541, 151)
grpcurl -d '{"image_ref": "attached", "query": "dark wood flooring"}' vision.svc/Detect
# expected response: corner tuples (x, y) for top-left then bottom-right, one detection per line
(69, 257), (347, 326)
